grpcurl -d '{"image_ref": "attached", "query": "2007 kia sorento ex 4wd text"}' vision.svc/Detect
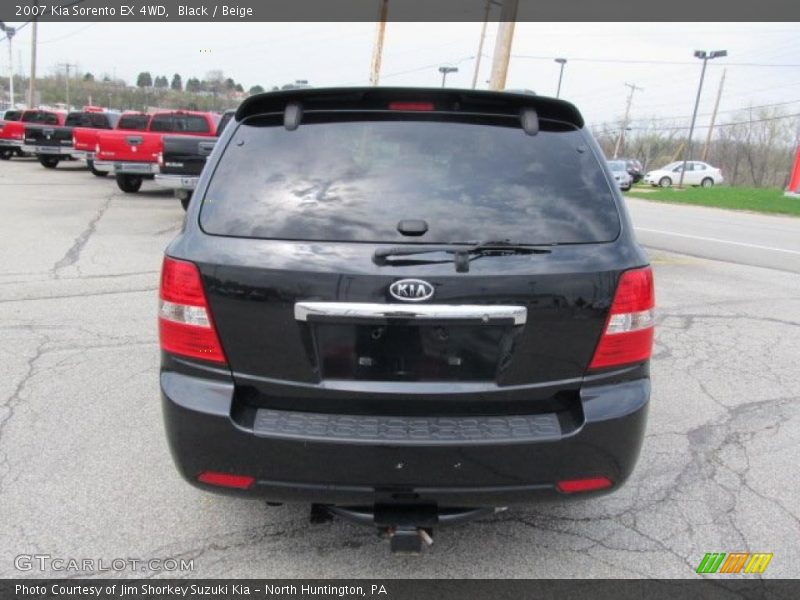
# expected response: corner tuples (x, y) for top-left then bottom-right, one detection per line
(159, 88), (654, 533)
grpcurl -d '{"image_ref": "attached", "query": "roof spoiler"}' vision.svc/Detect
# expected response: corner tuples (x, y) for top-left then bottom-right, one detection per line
(235, 87), (584, 130)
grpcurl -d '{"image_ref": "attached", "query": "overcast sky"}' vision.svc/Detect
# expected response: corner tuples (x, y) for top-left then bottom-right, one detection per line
(2, 21), (799, 128)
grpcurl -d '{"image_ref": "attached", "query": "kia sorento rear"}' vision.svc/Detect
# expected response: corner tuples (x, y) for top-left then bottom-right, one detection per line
(159, 88), (654, 533)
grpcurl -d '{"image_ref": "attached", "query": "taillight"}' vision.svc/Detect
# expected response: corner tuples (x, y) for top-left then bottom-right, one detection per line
(197, 471), (254, 489)
(556, 476), (613, 493)
(158, 257), (227, 364)
(157, 151), (164, 168)
(589, 267), (655, 369)
(95, 143), (100, 153)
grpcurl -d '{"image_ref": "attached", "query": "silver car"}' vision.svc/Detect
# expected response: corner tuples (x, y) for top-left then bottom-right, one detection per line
(608, 160), (633, 191)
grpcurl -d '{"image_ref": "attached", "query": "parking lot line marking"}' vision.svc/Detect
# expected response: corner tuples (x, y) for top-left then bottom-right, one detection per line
(636, 228), (800, 256)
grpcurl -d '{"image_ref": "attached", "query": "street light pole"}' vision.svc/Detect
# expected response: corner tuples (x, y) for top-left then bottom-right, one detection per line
(554, 58), (566, 98)
(679, 49), (727, 188)
(439, 66), (458, 88)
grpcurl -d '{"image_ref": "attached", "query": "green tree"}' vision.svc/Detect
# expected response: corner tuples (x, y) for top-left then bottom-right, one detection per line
(154, 76), (168, 89)
(170, 73), (182, 91)
(82, 72), (94, 82)
(136, 71), (153, 88)
(248, 85), (265, 95)
(234, 83), (244, 93)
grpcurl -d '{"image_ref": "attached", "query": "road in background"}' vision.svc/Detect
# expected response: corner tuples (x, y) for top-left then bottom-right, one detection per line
(1, 160), (799, 577)
(626, 196), (800, 273)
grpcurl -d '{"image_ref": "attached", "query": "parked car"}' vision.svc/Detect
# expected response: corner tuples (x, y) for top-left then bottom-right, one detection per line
(95, 110), (219, 193)
(22, 107), (120, 169)
(159, 87), (654, 553)
(73, 111), (150, 176)
(0, 109), (66, 160)
(154, 109), (236, 210)
(644, 161), (723, 188)
(607, 159), (633, 191)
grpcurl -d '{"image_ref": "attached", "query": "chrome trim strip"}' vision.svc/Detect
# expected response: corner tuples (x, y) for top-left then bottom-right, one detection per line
(294, 302), (527, 325)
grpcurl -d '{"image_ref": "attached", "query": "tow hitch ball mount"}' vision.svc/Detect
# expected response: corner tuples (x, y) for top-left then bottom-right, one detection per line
(311, 503), (506, 554)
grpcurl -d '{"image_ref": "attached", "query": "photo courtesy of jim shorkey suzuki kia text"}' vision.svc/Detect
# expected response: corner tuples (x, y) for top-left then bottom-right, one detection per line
(15, 584), (385, 597)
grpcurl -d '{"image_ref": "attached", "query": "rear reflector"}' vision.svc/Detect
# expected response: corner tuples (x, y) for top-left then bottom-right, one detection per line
(159, 257), (226, 364)
(197, 471), (255, 490)
(388, 101), (434, 111)
(589, 267), (655, 369)
(556, 476), (613, 494)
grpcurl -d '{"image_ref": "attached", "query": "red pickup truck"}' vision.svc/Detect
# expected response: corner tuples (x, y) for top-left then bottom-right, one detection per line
(95, 110), (218, 193)
(0, 109), (66, 160)
(73, 111), (150, 177)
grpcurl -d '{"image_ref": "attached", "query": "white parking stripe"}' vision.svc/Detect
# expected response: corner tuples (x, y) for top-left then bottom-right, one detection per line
(636, 228), (800, 256)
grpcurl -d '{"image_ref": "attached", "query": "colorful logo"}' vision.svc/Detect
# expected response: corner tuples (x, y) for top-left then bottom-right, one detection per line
(696, 552), (773, 574)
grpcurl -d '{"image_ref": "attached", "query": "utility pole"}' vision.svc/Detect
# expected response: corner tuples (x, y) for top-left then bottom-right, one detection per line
(369, 0), (389, 86)
(28, 20), (37, 107)
(488, 0), (519, 91)
(1, 24), (16, 108)
(701, 68), (726, 162)
(613, 83), (643, 159)
(471, 0), (499, 89)
(58, 62), (77, 109)
(679, 49), (727, 188)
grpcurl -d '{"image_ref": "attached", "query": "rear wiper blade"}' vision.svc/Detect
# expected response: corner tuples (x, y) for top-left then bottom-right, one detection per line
(373, 241), (551, 273)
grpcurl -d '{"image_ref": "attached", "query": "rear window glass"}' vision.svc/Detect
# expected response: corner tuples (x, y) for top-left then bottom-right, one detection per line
(118, 114), (149, 130)
(65, 112), (113, 128)
(3, 110), (22, 121)
(200, 116), (620, 245)
(23, 111), (60, 124)
(150, 114), (210, 133)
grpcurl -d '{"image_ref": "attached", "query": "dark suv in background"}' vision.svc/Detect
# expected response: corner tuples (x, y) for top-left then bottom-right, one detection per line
(159, 88), (654, 551)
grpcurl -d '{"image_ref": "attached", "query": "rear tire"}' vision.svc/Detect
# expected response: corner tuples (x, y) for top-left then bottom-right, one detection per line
(87, 160), (107, 177)
(701, 177), (714, 188)
(658, 176), (672, 188)
(0, 148), (12, 160)
(116, 174), (143, 193)
(39, 156), (60, 169)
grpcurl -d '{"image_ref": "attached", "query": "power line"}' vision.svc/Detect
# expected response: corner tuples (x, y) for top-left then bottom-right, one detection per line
(512, 54), (800, 68)
(593, 112), (800, 135)
(628, 99), (800, 124)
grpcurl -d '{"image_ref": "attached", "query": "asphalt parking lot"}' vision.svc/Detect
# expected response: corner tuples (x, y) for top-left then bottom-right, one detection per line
(1, 157), (799, 578)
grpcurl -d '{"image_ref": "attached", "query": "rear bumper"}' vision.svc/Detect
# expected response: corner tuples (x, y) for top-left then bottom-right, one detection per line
(23, 144), (74, 156)
(92, 160), (114, 173)
(113, 161), (160, 175)
(154, 173), (199, 191)
(0, 139), (23, 149)
(161, 371), (650, 506)
(72, 150), (94, 161)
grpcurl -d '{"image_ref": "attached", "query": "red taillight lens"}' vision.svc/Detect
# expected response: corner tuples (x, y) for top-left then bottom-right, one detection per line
(197, 471), (254, 489)
(556, 476), (613, 494)
(589, 267), (655, 369)
(388, 101), (434, 111)
(159, 257), (226, 364)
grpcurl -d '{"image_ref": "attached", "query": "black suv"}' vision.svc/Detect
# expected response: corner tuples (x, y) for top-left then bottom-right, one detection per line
(159, 88), (654, 547)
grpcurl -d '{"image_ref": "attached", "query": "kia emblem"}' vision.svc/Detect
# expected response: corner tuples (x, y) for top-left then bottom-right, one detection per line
(389, 279), (434, 302)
